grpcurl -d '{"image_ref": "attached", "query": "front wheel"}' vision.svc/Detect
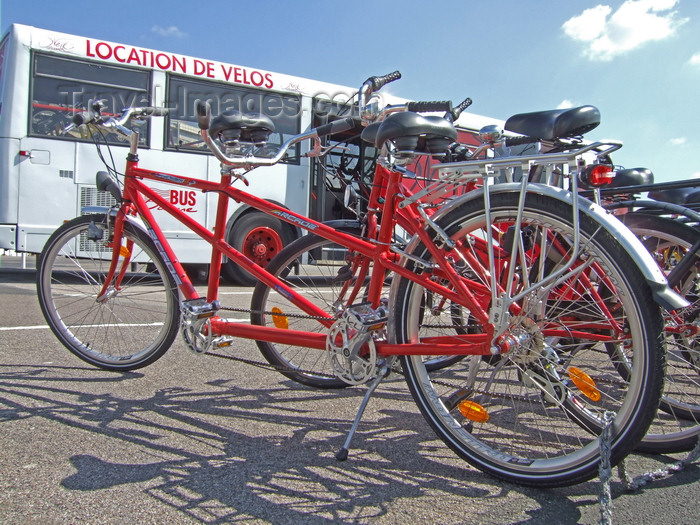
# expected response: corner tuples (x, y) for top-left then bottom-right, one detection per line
(393, 191), (665, 488)
(36, 214), (180, 371)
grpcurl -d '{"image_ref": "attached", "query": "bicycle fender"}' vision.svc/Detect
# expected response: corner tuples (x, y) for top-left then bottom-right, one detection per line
(413, 182), (688, 311)
(79, 206), (150, 236)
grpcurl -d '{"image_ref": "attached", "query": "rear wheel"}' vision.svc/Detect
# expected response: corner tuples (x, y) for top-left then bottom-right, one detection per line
(36, 214), (180, 371)
(250, 229), (366, 388)
(619, 213), (700, 453)
(393, 192), (665, 487)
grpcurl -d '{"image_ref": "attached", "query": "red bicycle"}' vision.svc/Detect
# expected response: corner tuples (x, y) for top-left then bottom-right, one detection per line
(37, 72), (679, 487)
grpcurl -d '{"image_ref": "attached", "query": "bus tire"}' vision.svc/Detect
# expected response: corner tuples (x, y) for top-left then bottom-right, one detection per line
(222, 212), (295, 286)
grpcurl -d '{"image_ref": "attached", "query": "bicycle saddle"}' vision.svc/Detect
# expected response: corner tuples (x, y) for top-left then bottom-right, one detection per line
(649, 186), (700, 205)
(367, 112), (458, 154)
(609, 167), (654, 188)
(684, 189), (700, 205)
(208, 110), (275, 144)
(505, 106), (600, 140)
(360, 122), (381, 145)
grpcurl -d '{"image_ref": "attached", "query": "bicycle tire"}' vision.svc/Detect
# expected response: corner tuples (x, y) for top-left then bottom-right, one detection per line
(36, 214), (180, 371)
(250, 230), (366, 389)
(618, 212), (700, 453)
(392, 191), (665, 488)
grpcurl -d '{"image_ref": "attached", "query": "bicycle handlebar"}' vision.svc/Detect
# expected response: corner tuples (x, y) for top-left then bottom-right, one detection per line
(195, 98), (356, 168)
(138, 107), (170, 117)
(315, 118), (357, 137)
(449, 97), (473, 122)
(195, 101), (355, 138)
(504, 135), (540, 147)
(358, 71), (461, 128)
(80, 72), (458, 169)
(72, 106), (170, 129)
(363, 71), (402, 92)
(196, 100), (210, 130)
(406, 101), (453, 113)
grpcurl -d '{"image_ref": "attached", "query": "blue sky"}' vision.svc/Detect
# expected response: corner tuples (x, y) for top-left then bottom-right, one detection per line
(2, 0), (699, 181)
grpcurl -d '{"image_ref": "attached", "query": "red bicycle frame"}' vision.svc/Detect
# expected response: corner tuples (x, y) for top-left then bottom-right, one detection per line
(92, 108), (636, 363)
(99, 152), (496, 357)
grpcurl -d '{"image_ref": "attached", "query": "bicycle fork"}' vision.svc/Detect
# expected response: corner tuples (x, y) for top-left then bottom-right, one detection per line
(93, 210), (136, 302)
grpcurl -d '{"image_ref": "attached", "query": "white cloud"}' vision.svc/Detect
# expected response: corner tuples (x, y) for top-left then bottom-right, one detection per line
(563, 0), (687, 61)
(669, 137), (687, 146)
(557, 99), (575, 109)
(562, 5), (611, 42)
(151, 25), (187, 38)
(690, 52), (700, 66)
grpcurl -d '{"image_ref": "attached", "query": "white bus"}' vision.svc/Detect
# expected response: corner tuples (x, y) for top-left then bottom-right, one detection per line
(0, 24), (491, 283)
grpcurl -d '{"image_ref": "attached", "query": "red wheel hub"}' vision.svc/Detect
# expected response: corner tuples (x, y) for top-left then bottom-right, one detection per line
(243, 227), (283, 267)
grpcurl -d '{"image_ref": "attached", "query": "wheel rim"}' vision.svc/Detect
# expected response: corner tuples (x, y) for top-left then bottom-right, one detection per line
(394, 193), (661, 485)
(243, 226), (283, 267)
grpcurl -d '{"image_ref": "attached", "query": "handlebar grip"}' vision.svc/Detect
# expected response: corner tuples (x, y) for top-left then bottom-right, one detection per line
(406, 100), (453, 113)
(315, 117), (357, 137)
(196, 100), (210, 130)
(504, 135), (540, 147)
(140, 107), (170, 117)
(72, 112), (91, 126)
(450, 97), (473, 121)
(365, 71), (402, 91)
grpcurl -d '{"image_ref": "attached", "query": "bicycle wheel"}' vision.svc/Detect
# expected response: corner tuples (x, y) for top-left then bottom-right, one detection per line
(619, 212), (700, 453)
(37, 214), (180, 371)
(250, 229), (367, 389)
(393, 191), (665, 488)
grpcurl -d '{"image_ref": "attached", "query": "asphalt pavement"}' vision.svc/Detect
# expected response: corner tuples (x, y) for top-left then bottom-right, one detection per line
(0, 258), (698, 525)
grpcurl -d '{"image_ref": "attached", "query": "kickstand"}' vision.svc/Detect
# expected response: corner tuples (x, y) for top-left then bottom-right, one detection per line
(335, 366), (389, 461)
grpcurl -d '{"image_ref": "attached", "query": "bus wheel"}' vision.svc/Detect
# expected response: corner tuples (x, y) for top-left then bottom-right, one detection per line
(222, 212), (294, 286)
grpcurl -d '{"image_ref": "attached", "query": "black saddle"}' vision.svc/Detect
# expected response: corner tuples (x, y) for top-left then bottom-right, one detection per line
(209, 110), (275, 144)
(505, 106), (600, 140)
(609, 168), (654, 188)
(649, 186), (700, 205)
(362, 112), (457, 154)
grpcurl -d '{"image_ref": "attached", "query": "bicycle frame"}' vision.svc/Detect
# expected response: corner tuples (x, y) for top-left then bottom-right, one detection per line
(101, 151), (496, 357)
(88, 102), (685, 369)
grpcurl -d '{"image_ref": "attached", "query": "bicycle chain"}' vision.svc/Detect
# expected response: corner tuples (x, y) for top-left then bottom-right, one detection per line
(220, 305), (333, 322)
(213, 306), (632, 402)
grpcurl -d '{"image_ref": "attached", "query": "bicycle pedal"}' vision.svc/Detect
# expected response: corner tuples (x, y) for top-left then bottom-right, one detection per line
(182, 298), (220, 319)
(346, 302), (389, 331)
(212, 336), (234, 349)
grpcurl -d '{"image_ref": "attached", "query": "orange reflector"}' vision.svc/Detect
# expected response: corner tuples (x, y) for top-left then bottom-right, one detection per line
(568, 366), (601, 402)
(271, 307), (289, 329)
(119, 246), (131, 257)
(457, 400), (489, 423)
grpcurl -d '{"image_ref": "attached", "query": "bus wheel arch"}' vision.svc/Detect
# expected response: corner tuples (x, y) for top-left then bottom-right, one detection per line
(221, 208), (298, 286)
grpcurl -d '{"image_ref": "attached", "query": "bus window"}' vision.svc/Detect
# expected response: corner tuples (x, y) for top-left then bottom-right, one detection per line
(30, 54), (151, 144)
(165, 76), (301, 162)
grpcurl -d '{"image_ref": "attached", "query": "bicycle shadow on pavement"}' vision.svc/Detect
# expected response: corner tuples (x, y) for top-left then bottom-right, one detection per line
(1, 359), (694, 524)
